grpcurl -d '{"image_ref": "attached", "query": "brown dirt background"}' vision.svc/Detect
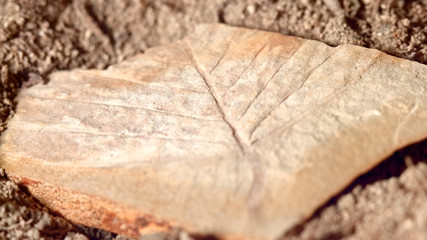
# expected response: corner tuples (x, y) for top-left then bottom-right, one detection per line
(0, 0), (426, 239)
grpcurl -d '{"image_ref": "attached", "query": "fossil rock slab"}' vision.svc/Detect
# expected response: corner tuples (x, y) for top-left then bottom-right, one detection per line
(1, 24), (426, 240)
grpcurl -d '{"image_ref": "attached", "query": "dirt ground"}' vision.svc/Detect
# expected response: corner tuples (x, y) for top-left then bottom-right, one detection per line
(0, 0), (426, 239)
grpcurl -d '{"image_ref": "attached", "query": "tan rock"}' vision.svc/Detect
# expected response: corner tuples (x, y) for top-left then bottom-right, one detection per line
(1, 24), (426, 240)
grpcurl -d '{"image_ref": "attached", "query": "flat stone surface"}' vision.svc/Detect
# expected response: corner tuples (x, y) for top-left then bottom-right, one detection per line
(1, 24), (426, 240)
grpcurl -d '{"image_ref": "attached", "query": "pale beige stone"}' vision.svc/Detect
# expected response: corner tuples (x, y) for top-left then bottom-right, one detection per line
(1, 24), (426, 240)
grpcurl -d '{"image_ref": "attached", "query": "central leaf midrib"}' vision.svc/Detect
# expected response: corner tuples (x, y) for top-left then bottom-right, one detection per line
(185, 40), (268, 211)
(185, 41), (247, 153)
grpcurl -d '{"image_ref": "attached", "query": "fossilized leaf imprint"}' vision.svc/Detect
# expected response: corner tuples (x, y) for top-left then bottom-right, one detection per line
(1, 24), (427, 240)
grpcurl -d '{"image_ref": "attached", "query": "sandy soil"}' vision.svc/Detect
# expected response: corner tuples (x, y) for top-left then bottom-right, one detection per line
(0, 0), (426, 239)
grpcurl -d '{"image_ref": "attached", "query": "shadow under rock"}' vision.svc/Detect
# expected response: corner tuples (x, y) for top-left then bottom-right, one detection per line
(283, 138), (427, 239)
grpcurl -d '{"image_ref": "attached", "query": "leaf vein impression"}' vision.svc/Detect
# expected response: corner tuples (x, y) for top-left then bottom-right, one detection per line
(184, 40), (247, 153)
(237, 43), (302, 121)
(185, 33), (267, 210)
(223, 34), (274, 96)
(25, 95), (222, 122)
(83, 72), (210, 94)
(8, 127), (229, 144)
(249, 46), (341, 143)
(209, 29), (240, 74)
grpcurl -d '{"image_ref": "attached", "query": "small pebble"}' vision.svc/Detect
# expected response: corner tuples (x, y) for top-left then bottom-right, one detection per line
(246, 4), (256, 14)
(337, 194), (355, 210)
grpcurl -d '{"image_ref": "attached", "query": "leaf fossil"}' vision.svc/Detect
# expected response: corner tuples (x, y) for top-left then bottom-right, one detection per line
(1, 24), (426, 240)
